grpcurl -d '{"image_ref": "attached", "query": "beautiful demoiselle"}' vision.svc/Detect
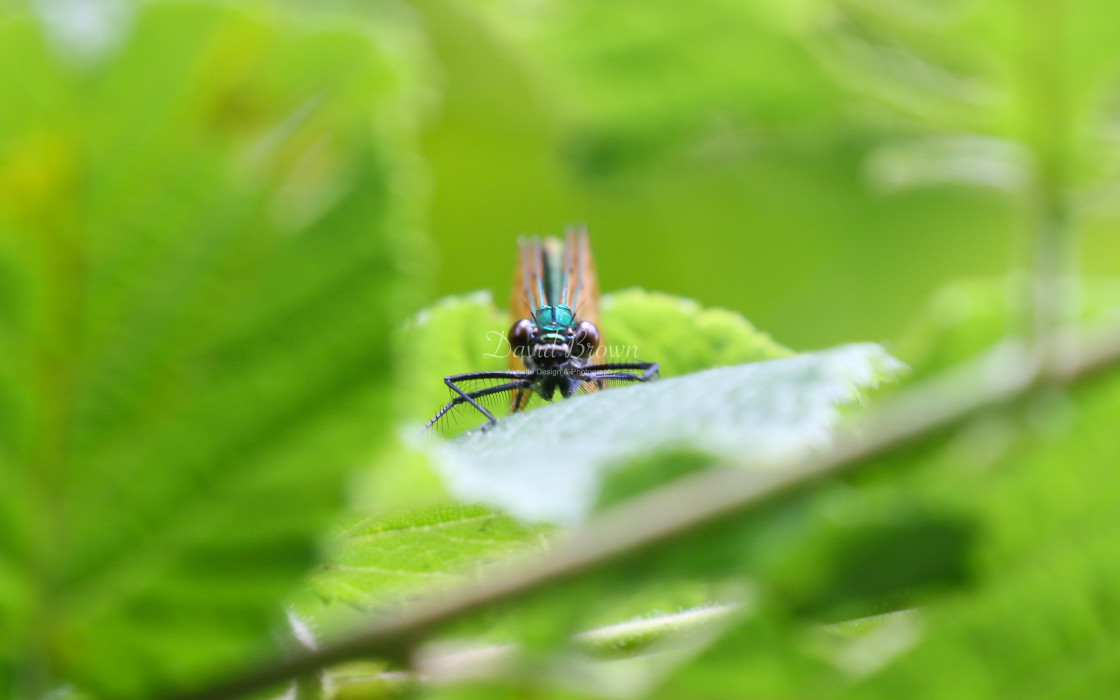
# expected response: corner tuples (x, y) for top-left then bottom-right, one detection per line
(425, 228), (659, 433)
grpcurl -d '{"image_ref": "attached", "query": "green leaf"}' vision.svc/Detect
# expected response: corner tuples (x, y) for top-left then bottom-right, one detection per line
(433, 343), (904, 524)
(395, 292), (510, 427)
(836, 375), (1120, 699)
(400, 289), (790, 430)
(601, 289), (791, 377)
(0, 4), (420, 696)
(309, 505), (552, 612)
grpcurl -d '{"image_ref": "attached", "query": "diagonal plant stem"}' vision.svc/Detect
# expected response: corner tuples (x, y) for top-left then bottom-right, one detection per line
(163, 324), (1120, 700)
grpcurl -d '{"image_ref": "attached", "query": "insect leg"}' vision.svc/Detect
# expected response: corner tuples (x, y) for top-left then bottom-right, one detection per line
(580, 372), (642, 384)
(581, 362), (659, 381)
(424, 372), (530, 433)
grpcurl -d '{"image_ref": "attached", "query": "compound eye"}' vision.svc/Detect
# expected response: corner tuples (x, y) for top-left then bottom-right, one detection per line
(571, 320), (600, 359)
(509, 319), (535, 357)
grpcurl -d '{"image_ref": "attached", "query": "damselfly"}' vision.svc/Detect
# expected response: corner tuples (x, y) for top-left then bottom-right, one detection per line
(425, 228), (659, 433)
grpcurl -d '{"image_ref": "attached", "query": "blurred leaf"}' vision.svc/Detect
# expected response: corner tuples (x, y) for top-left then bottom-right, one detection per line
(0, 3), (420, 696)
(309, 505), (552, 612)
(862, 135), (1030, 193)
(345, 441), (453, 523)
(816, 0), (1120, 187)
(342, 293), (509, 523)
(833, 365), (1120, 699)
(895, 276), (1120, 380)
(497, 0), (848, 172)
(645, 610), (841, 700)
(433, 343), (903, 524)
(767, 512), (975, 622)
(615, 358), (1120, 699)
(595, 450), (719, 511)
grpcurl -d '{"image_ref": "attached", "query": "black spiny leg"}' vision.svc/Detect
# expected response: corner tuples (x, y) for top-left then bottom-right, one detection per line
(582, 372), (642, 384)
(424, 371), (531, 433)
(578, 361), (659, 391)
(581, 362), (660, 382)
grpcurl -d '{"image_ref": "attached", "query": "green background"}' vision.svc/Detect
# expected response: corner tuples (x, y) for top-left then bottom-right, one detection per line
(414, 0), (1017, 349)
(4, 0), (1120, 697)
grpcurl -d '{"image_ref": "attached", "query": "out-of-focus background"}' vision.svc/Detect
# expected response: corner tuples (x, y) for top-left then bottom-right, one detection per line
(413, 0), (1017, 349)
(399, 0), (1119, 349)
(4, 0), (1120, 698)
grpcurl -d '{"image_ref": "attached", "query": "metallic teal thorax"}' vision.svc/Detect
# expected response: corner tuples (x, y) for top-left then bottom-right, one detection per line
(536, 304), (574, 332)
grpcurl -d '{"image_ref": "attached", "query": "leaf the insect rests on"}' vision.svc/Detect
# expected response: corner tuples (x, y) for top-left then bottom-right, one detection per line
(601, 288), (792, 376)
(432, 344), (905, 524)
(400, 289), (791, 435)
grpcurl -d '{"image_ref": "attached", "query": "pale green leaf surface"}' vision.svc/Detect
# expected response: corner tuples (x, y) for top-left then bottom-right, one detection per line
(433, 344), (904, 524)
(0, 4), (419, 696)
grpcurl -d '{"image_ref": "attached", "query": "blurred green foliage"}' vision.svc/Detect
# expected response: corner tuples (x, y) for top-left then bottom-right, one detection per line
(0, 1), (419, 695)
(416, 0), (1018, 348)
(2, 0), (1120, 698)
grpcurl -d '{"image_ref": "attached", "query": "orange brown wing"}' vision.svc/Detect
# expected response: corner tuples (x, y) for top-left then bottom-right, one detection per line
(509, 230), (603, 410)
(509, 236), (543, 410)
(564, 226), (601, 355)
